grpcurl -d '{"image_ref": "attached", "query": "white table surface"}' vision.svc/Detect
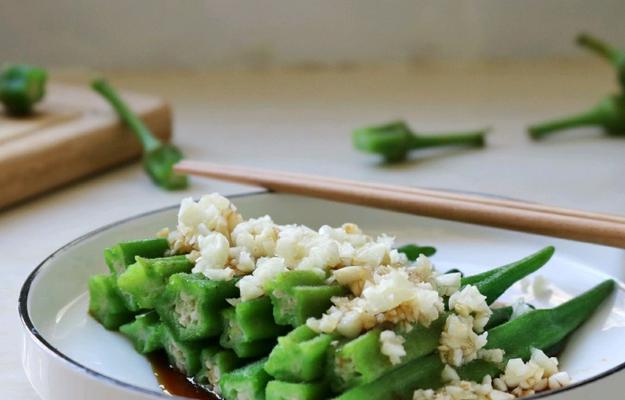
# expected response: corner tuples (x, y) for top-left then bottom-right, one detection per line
(4, 60), (625, 399)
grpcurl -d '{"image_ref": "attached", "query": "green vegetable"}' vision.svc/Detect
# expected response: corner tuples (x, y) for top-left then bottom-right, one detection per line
(462, 246), (554, 304)
(220, 358), (272, 400)
(156, 273), (238, 341)
(577, 33), (625, 89)
(195, 346), (242, 390)
(118, 311), (163, 354)
(337, 279), (615, 400)
(161, 323), (202, 376)
(104, 238), (169, 276)
(353, 121), (487, 163)
(88, 274), (134, 330)
(223, 296), (289, 342)
(267, 270), (345, 327)
(0, 64), (47, 116)
(483, 306), (513, 331)
(91, 79), (188, 190)
(220, 307), (279, 358)
(396, 244), (436, 260)
(264, 325), (334, 382)
(328, 315), (445, 392)
(117, 255), (193, 310)
(334, 353), (443, 400)
(528, 95), (625, 140)
(265, 380), (328, 400)
(486, 279), (614, 360)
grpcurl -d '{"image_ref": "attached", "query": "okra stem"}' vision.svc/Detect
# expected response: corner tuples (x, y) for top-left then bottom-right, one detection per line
(577, 33), (619, 62)
(528, 110), (602, 140)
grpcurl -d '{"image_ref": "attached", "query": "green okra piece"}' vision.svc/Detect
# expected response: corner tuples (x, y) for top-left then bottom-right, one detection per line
(220, 358), (271, 400)
(195, 346), (242, 391)
(92, 79), (188, 190)
(235, 296), (289, 341)
(264, 325), (334, 382)
(528, 95), (625, 140)
(483, 306), (513, 331)
(266, 380), (329, 400)
(458, 279), (616, 382)
(461, 246), (554, 304)
(88, 274), (135, 330)
(157, 273), (238, 341)
(0, 64), (47, 116)
(335, 353), (444, 400)
(160, 324), (203, 376)
(396, 244), (436, 260)
(104, 238), (170, 275)
(117, 255), (193, 310)
(220, 307), (280, 358)
(353, 120), (487, 163)
(267, 270), (346, 327)
(336, 280), (614, 400)
(577, 33), (625, 89)
(119, 311), (163, 354)
(328, 315), (445, 393)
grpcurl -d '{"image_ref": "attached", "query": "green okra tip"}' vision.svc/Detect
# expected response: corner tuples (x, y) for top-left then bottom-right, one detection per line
(91, 78), (188, 190)
(0, 64), (48, 116)
(353, 120), (488, 163)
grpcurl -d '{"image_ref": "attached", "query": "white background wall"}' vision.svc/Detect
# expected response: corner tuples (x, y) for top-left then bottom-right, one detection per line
(1, 0), (624, 70)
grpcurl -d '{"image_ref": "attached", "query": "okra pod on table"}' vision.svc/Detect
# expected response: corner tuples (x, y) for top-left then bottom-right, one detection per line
(161, 324), (203, 376)
(88, 274), (135, 330)
(104, 238), (170, 275)
(117, 255), (193, 310)
(220, 358), (272, 400)
(195, 346), (242, 391)
(264, 325), (334, 382)
(157, 273), (238, 341)
(119, 311), (163, 354)
(265, 380), (329, 400)
(220, 307), (279, 358)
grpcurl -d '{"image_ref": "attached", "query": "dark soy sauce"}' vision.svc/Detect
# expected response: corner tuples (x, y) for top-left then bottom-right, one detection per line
(148, 352), (219, 400)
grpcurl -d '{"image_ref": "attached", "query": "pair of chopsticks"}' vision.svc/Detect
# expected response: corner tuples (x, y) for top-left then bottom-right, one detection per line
(175, 160), (625, 249)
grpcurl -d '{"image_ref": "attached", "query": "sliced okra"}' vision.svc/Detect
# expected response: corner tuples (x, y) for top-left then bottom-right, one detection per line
(265, 380), (328, 400)
(118, 311), (163, 354)
(157, 273), (238, 341)
(195, 346), (242, 393)
(264, 325), (333, 382)
(88, 274), (134, 330)
(104, 238), (170, 275)
(220, 358), (271, 400)
(117, 255), (193, 310)
(160, 324), (202, 376)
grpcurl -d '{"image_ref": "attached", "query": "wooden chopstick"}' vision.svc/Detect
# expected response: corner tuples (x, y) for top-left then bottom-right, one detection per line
(175, 160), (625, 248)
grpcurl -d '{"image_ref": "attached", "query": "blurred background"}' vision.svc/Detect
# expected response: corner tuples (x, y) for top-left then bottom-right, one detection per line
(4, 0), (625, 69)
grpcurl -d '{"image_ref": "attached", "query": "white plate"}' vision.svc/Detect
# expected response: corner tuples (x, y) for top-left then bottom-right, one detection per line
(20, 192), (625, 400)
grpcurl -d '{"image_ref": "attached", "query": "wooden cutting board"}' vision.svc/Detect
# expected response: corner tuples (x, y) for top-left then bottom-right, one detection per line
(0, 82), (172, 209)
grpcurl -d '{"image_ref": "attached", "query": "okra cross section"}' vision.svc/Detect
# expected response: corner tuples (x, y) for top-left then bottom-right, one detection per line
(104, 238), (170, 276)
(195, 346), (243, 393)
(264, 325), (334, 382)
(119, 311), (163, 354)
(157, 273), (238, 341)
(88, 274), (135, 330)
(117, 255), (193, 310)
(220, 306), (280, 358)
(220, 358), (272, 400)
(161, 324), (203, 376)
